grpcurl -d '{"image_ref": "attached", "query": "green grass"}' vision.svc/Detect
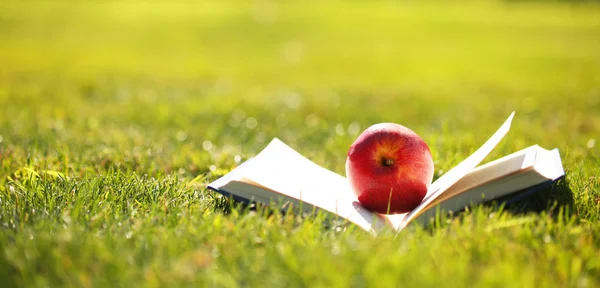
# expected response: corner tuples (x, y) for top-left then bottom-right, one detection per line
(1, 0), (600, 286)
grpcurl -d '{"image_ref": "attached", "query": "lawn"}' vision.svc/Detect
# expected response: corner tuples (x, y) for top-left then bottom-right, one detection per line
(1, 0), (599, 287)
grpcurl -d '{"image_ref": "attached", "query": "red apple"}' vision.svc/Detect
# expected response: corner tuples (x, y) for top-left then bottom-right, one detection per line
(346, 123), (434, 214)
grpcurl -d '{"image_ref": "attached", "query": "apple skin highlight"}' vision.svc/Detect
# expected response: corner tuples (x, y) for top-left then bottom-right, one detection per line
(346, 123), (434, 214)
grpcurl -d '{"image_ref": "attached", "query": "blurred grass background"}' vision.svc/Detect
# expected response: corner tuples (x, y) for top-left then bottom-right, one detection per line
(1, 0), (599, 287)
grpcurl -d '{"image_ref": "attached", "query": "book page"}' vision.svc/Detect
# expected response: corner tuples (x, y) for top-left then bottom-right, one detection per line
(534, 148), (565, 180)
(208, 158), (256, 189)
(393, 112), (515, 231)
(240, 138), (386, 232)
(411, 148), (564, 227)
(425, 145), (538, 209)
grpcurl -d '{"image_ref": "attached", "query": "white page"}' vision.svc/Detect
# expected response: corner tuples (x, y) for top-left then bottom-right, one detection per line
(209, 158), (255, 189)
(426, 145), (538, 206)
(241, 138), (385, 232)
(412, 147), (564, 227)
(395, 112), (515, 231)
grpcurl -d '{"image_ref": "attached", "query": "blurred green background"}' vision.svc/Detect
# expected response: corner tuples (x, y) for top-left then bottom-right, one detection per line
(1, 0), (599, 286)
(2, 1), (599, 88)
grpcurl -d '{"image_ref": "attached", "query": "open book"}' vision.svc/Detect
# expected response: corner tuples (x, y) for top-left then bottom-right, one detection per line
(208, 113), (565, 233)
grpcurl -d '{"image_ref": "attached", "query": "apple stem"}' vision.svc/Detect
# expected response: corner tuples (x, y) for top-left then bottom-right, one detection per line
(383, 158), (395, 167)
